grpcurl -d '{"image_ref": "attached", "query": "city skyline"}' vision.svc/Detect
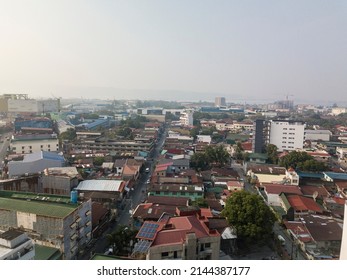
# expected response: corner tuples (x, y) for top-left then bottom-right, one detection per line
(1, 1), (346, 105)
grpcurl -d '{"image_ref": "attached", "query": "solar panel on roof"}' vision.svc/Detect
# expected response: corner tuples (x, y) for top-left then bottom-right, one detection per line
(133, 239), (152, 254)
(137, 223), (160, 240)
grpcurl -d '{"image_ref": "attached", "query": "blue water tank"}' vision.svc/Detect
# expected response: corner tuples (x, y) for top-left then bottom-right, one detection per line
(70, 190), (78, 203)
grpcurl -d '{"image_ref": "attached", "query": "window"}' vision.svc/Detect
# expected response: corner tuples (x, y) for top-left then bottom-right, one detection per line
(48, 145), (50, 148)
(161, 252), (169, 257)
(41, 145), (43, 148)
(205, 243), (211, 248)
(22, 146), (25, 149)
(155, 191), (160, 195)
(180, 192), (185, 195)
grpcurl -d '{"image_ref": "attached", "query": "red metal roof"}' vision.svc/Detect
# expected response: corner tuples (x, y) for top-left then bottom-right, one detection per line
(263, 183), (302, 195)
(287, 195), (323, 213)
(151, 215), (219, 247)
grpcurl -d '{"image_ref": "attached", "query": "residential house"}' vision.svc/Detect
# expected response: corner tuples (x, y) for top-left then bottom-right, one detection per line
(261, 183), (303, 206)
(285, 215), (342, 259)
(280, 193), (324, 220)
(132, 212), (220, 260)
(146, 196), (189, 207)
(246, 163), (286, 184)
(285, 168), (299, 185)
(335, 181), (347, 198)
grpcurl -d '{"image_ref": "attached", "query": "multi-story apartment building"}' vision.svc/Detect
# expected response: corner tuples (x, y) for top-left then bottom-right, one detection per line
(0, 191), (92, 259)
(269, 120), (305, 152)
(252, 119), (306, 152)
(10, 134), (59, 155)
(71, 138), (154, 156)
(180, 110), (194, 127)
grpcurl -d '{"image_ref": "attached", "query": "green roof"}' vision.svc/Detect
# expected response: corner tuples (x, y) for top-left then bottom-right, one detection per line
(226, 133), (250, 142)
(0, 194), (77, 218)
(34, 245), (62, 260)
(249, 153), (268, 160)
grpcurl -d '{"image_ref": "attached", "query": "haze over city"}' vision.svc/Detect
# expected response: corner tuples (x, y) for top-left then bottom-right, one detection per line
(1, 1), (346, 104)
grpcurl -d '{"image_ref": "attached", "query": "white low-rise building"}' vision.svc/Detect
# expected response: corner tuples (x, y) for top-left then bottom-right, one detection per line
(10, 134), (59, 155)
(305, 130), (332, 142)
(0, 229), (35, 260)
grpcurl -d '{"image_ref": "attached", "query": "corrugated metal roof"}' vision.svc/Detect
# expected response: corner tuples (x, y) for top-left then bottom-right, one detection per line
(23, 151), (64, 163)
(0, 197), (76, 218)
(76, 180), (124, 192)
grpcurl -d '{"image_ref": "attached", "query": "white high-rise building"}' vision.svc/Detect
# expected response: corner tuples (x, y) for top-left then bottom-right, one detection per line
(268, 120), (306, 152)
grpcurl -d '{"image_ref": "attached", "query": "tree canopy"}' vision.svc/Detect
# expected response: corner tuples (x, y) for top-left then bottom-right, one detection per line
(266, 144), (278, 164)
(106, 225), (138, 256)
(279, 151), (327, 172)
(190, 145), (230, 171)
(222, 191), (275, 245)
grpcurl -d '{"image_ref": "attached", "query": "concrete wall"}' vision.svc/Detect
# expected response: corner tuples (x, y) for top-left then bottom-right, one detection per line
(10, 138), (59, 155)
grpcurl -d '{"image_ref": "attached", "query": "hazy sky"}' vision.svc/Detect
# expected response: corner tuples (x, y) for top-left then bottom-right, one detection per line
(1, 0), (346, 104)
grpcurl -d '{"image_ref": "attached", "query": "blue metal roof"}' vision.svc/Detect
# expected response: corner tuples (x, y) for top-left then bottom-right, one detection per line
(297, 171), (324, 179)
(23, 151), (65, 163)
(323, 172), (347, 181)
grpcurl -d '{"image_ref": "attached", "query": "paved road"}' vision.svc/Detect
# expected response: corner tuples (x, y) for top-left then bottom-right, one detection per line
(0, 132), (11, 170)
(273, 222), (306, 260)
(80, 125), (168, 259)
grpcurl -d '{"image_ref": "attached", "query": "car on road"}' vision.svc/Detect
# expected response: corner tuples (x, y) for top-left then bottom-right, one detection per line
(145, 167), (150, 173)
(146, 179), (150, 184)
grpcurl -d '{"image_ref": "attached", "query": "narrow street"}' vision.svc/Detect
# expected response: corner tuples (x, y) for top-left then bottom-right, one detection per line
(80, 124), (167, 259)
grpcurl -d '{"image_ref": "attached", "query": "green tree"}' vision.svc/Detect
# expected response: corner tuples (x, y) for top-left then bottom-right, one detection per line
(279, 151), (328, 171)
(279, 151), (312, 169)
(205, 145), (230, 167)
(59, 128), (76, 141)
(191, 145), (230, 170)
(297, 159), (327, 172)
(190, 152), (210, 171)
(222, 191), (275, 245)
(266, 144), (278, 164)
(93, 156), (105, 166)
(106, 225), (138, 256)
(234, 142), (244, 160)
